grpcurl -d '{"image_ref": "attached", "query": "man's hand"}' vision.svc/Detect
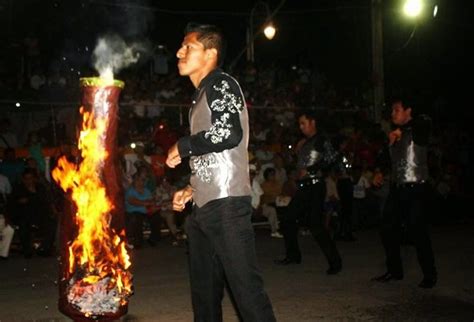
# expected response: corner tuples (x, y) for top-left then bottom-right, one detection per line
(388, 128), (402, 146)
(172, 185), (193, 212)
(166, 143), (182, 168)
(372, 170), (384, 188)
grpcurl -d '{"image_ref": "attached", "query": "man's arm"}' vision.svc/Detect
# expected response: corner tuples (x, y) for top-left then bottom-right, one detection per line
(178, 76), (245, 157)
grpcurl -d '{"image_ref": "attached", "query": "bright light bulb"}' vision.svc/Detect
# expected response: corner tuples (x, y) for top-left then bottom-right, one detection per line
(15, 102), (21, 107)
(433, 5), (438, 17)
(403, 0), (423, 18)
(130, 143), (136, 149)
(264, 24), (276, 40)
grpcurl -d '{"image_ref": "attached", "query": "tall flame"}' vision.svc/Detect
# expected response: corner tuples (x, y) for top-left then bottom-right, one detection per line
(52, 103), (131, 299)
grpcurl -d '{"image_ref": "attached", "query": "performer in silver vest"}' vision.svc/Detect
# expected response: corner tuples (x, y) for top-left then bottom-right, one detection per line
(372, 96), (437, 288)
(274, 110), (343, 275)
(166, 22), (276, 322)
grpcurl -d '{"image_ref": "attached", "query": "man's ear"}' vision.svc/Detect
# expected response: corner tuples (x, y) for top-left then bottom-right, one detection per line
(206, 48), (218, 61)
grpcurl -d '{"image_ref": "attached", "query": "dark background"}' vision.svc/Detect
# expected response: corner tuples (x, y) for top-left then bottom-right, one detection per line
(0, 0), (472, 111)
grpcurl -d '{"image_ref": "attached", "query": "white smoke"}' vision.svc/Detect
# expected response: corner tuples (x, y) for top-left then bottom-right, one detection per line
(92, 35), (143, 83)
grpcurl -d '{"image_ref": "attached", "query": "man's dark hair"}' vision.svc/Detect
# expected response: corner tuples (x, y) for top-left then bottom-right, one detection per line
(389, 95), (414, 111)
(184, 22), (226, 67)
(297, 109), (317, 122)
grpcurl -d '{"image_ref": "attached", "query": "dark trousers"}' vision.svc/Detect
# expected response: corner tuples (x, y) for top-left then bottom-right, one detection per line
(336, 177), (354, 237)
(281, 181), (342, 266)
(185, 196), (275, 322)
(381, 183), (436, 279)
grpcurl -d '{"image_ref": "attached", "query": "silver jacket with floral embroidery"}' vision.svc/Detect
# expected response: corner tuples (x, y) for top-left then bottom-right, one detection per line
(185, 70), (251, 207)
(390, 122), (429, 184)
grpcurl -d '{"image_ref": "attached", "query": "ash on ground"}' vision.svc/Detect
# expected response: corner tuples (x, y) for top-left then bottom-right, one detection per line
(67, 276), (128, 316)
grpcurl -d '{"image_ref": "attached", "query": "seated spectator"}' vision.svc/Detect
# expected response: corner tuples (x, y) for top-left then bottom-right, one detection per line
(0, 118), (19, 149)
(152, 118), (179, 154)
(26, 131), (46, 176)
(0, 213), (14, 259)
(8, 169), (56, 257)
(154, 175), (184, 246)
(0, 148), (25, 186)
(260, 168), (284, 238)
(0, 172), (13, 259)
(125, 173), (162, 249)
(124, 141), (152, 180)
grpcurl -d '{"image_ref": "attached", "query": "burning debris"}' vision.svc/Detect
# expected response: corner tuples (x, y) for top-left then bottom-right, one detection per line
(67, 273), (128, 317)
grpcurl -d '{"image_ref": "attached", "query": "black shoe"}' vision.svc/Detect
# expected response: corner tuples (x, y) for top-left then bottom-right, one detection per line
(274, 257), (301, 265)
(326, 264), (342, 275)
(418, 276), (437, 289)
(343, 234), (357, 242)
(371, 272), (403, 282)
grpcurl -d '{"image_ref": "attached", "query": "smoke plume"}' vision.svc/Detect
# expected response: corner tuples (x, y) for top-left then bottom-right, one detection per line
(92, 34), (146, 82)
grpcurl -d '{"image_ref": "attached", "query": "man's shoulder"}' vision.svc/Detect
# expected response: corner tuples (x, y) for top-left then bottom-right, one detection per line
(204, 71), (245, 112)
(205, 72), (241, 92)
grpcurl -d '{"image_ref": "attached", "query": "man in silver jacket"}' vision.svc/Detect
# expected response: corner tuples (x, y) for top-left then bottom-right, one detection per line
(166, 22), (276, 322)
(372, 96), (437, 288)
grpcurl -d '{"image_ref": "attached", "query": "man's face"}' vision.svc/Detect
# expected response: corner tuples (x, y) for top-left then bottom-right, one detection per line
(176, 32), (209, 77)
(299, 115), (316, 138)
(391, 101), (412, 126)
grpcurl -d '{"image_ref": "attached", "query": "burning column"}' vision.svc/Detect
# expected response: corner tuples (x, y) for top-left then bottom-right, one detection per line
(52, 76), (133, 321)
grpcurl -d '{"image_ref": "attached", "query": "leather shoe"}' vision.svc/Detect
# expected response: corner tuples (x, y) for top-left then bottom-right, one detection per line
(326, 264), (342, 275)
(418, 276), (437, 288)
(274, 257), (301, 265)
(371, 272), (403, 282)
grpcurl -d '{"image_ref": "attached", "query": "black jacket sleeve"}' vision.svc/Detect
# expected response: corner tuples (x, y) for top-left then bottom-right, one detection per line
(178, 75), (245, 157)
(412, 114), (432, 146)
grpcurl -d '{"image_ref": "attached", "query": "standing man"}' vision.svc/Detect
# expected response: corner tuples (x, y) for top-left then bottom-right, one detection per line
(275, 110), (342, 275)
(166, 22), (276, 322)
(372, 97), (437, 288)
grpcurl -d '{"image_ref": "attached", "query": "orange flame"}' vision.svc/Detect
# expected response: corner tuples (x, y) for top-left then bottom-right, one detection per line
(52, 106), (131, 298)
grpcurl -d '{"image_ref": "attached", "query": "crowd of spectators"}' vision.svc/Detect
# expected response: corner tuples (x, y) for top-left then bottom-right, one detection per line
(0, 43), (472, 259)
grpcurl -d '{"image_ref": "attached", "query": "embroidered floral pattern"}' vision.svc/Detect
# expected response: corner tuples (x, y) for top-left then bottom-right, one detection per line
(210, 80), (243, 113)
(205, 113), (232, 144)
(191, 154), (218, 183)
(202, 79), (244, 145)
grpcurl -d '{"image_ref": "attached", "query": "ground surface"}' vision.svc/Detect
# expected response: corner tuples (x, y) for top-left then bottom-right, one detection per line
(1, 222), (473, 322)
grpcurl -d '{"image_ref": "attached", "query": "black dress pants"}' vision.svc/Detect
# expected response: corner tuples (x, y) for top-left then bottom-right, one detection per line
(281, 181), (342, 266)
(185, 196), (275, 322)
(380, 183), (436, 279)
(336, 177), (354, 237)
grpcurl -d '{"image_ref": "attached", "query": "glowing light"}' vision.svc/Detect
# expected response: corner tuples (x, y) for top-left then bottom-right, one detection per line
(15, 102), (21, 107)
(403, 0), (423, 18)
(433, 5), (438, 17)
(130, 143), (136, 149)
(263, 23), (276, 40)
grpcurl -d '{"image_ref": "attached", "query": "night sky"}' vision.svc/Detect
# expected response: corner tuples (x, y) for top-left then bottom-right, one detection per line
(1, 0), (472, 111)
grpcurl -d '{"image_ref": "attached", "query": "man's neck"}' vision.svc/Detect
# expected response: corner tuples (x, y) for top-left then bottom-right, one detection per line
(190, 66), (217, 88)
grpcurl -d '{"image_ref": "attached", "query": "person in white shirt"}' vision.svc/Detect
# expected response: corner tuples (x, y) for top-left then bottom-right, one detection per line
(0, 173), (14, 259)
(352, 165), (371, 230)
